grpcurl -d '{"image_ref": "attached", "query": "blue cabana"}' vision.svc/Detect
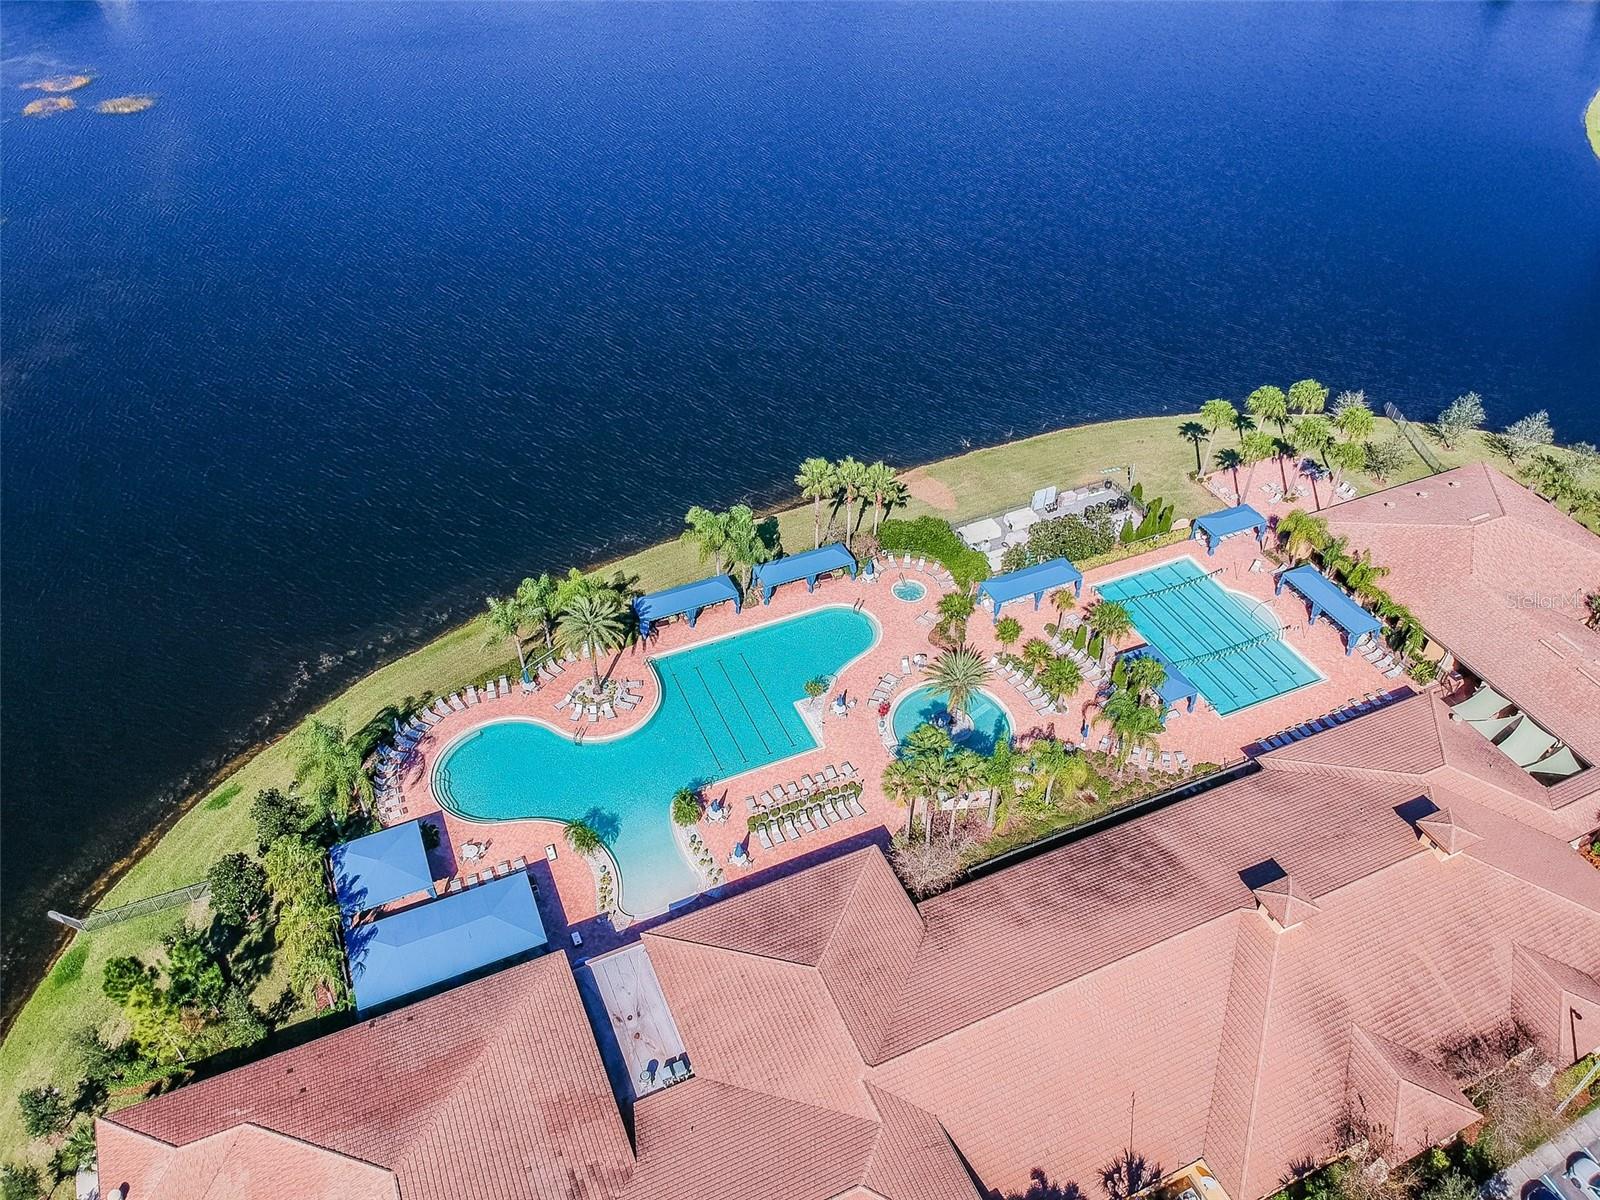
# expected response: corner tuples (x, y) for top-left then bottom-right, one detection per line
(346, 873), (547, 1012)
(633, 574), (741, 637)
(1275, 565), (1383, 654)
(749, 542), (857, 603)
(1119, 646), (1201, 714)
(330, 821), (435, 919)
(975, 557), (1082, 618)
(1190, 504), (1270, 555)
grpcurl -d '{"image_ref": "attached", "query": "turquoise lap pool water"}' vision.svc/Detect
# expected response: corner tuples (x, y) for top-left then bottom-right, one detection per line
(431, 606), (878, 916)
(1096, 556), (1320, 715)
(891, 685), (1012, 755)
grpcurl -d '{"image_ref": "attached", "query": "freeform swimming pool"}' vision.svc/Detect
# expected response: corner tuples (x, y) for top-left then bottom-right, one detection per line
(891, 684), (1012, 755)
(431, 606), (878, 916)
(1095, 556), (1320, 715)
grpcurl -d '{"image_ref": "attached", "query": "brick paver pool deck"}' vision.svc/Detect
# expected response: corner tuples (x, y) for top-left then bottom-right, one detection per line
(381, 531), (1404, 961)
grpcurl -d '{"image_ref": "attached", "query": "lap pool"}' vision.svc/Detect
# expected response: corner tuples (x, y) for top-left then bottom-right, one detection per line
(431, 606), (878, 917)
(1095, 556), (1320, 715)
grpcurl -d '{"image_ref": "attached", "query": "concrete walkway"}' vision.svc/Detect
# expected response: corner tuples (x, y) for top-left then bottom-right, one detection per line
(1492, 1107), (1600, 1200)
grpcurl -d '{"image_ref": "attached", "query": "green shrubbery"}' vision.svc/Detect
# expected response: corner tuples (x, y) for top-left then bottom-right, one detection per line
(876, 517), (990, 586)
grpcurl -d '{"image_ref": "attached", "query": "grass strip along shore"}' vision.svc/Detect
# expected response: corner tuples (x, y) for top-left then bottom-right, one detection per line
(3, 405), (1597, 1179)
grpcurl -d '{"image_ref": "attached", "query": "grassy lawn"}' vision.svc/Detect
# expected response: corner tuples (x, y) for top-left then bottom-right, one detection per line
(0, 409), (1586, 1177)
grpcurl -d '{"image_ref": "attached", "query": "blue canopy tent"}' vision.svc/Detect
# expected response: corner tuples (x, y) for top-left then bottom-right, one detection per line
(346, 873), (547, 1012)
(1118, 646), (1201, 714)
(1190, 504), (1269, 556)
(633, 574), (741, 637)
(1275, 565), (1383, 654)
(975, 557), (1082, 619)
(749, 542), (857, 604)
(330, 821), (435, 919)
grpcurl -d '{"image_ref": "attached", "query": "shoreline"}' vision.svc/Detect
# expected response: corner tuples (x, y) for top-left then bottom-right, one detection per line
(1588, 86), (1600, 161)
(3, 408), (1587, 1143)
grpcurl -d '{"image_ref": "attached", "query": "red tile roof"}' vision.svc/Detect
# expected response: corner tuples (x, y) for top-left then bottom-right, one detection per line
(1325, 464), (1600, 803)
(98, 955), (633, 1200)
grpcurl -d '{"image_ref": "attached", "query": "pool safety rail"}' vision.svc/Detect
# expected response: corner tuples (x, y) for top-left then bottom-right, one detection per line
(1163, 628), (1285, 670)
(1096, 563), (1227, 604)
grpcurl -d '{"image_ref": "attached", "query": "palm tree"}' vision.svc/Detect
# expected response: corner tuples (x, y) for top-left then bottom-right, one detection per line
(1287, 378), (1329, 417)
(1239, 430), (1276, 502)
(1200, 398), (1238, 447)
(292, 718), (371, 822)
(795, 458), (838, 549)
(1276, 508), (1327, 563)
(484, 594), (529, 676)
(556, 590), (627, 684)
(1332, 392), (1376, 443)
(935, 589), (977, 644)
(943, 749), (985, 842)
(834, 457), (869, 548)
(865, 461), (904, 537)
(1102, 689), (1164, 769)
(881, 757), (921, 840)
(723, 504), (773, 589)
(1025, 739), (1088, 807)
(1020, 637), (1054, 677)
(564, 819), (602, 857)
(515, 573), (560, 649)
(1289, 414), (1333, 496)
(1040, 655), (1083, 704)
(1343, 551), (1390, 602)
(902, 721), (953, 763)
(1049, 588), (1077, 621)
(1216, 447), (1244, 501)
(910, 752), (951, 843)
(1088, 600), (1132, 646)
(1120, 655), (1166, 706)
(924, 645), (992, 717)
(1522, 452), (1577, 507)
(1246, 385), (1289, 436)
(680, 506), (732, 575)
(1324, 440), (1365, 506)
(981, 740), (1022, 827)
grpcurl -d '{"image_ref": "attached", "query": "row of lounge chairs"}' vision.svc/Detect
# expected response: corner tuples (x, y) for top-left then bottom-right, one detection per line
(1043, 624), (1107, 684)
(1358, 637), (1406, 679)
(1257, 692), (1390, 750)
(750, 779), (868, 852)
(444, 855), (528, 894)
(868, 673), (902, 706)
(552, 679), (644, 724)
(1092, 738), (1191, 774)
(864, 553), (956, 588)
(745, 762), (859, 813)
(991, 657), (1060, 715)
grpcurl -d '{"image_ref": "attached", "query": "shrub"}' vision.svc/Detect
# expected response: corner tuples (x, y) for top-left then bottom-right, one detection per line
(1363, 436), (1410, 482)
(249, 787), (305, 850)
(1000, 543), (1029, 572)
(207, 852), (268, 926)
(1406, 658), (1439, 685)
(102, 955), (154, 1004)
(1119, 516), (1136, 544)
(1088, 633), (1103, 659)
(1029, 510), (1118, 562)
(876, 517), (990, 586)
(16, 1085), (69, 1140)
(1435, 391), (1485, 449)
(0, 1164), (42, 1200)
(1157, 502), (1174, 534)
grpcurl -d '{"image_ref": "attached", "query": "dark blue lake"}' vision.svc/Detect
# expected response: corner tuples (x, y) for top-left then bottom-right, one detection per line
(2, 2), (1597, 1011)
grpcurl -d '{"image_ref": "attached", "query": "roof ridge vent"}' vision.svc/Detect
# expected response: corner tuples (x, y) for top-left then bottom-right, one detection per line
(1415, 807), (1481, 858)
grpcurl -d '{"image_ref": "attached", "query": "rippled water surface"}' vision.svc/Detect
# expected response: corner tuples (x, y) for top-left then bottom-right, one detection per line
(2, 2), (1597, 1012)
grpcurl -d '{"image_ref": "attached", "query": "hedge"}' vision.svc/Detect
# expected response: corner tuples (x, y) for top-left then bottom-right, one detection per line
(876, 517), (991, 586)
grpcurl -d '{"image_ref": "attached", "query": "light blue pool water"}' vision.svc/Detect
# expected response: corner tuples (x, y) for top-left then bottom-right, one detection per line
(432, 606), (878, 916)
(891, 579), (927, 602)
(1095, 556), (1320, 715)
(891, 684), (1013, 756)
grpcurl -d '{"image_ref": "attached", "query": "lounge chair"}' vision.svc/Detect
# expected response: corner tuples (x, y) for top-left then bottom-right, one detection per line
(822, 801), (840, 822)
(447, 878), (462, 894)
(495, 861), (510, 877)
(784, 781), (800, 799)
(553, 693), (570, 710)
(823, 765), (839, 782)
(432, 699), (452, 717)
(569, 706), (583, 723)
(768, 822), (785, 845)
(511, 856), (526, 871)
(499, 674), (511, 694)
(811, 805), (831, 828)
(464, 874), (478, 887)
(795, 810), (814, 833)
(1161, 751), (1173, 771)
(1098, 736), (1110, 752)
(846, 794), (866, 817)
(465, 686), (479, 706)
(901, 656), (912, 674)
(757, 826), (773, 850)
(840, 761), (857, 778)
(781, 817), (800, 840)
(586, 705), (600, 722)
(601, 702), (616, 720)
(800, 774), (815, 790)
(1175, 751), (1189, 770)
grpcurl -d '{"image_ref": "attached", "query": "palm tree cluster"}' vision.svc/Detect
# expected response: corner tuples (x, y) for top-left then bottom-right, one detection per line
(1274, 509), (1427, 655)
(1192, 382), (1377, 507)
(881, 723), (987, 845)
(484, 567), (637, 686)
(679, 503), (777, 589)
(794, 456), (906, 550)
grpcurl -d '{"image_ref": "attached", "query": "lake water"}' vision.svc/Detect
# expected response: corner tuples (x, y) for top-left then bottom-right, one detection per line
(2, 2), (1596, 1018)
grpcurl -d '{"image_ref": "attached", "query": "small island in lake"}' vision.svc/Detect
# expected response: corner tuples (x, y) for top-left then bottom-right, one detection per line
(20, 73), (92, 93)
(97, 94), (157, 115)
(22, 97), (75, 117)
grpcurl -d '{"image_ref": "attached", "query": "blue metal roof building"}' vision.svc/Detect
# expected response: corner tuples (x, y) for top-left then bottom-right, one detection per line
(330, 821), (435, 919)
(633, 574), (741, 637)
(1275, 565), (1383, 653)
(749, 542), (857, 603)
(346, 873), (547, 1012)
(975, 557), (1082, 619)
(1190, 504), (1269, 555)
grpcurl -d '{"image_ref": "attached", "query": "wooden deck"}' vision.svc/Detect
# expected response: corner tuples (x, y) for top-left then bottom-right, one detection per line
(583, 943), (687, 1098)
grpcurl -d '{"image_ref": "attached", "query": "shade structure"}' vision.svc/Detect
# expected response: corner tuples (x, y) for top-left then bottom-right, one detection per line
(633, 574), (741, 637)
(1190, 504), (1269, 555)
(347, 873), (547, 1012)
(1118, 645), (1200, 714)
(1467, 711), (1521, 742)
(749, 542), (857, 604)
(975, 557), (1082, 618)
(1496, 715), (1557, 769)
(1450, 683), (1510, 722)
(1528, 744), (1584, 780)
(957, 517), (1004, 549)
(330, 821), (435, 919)
(1274, 564), (1384, 654)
